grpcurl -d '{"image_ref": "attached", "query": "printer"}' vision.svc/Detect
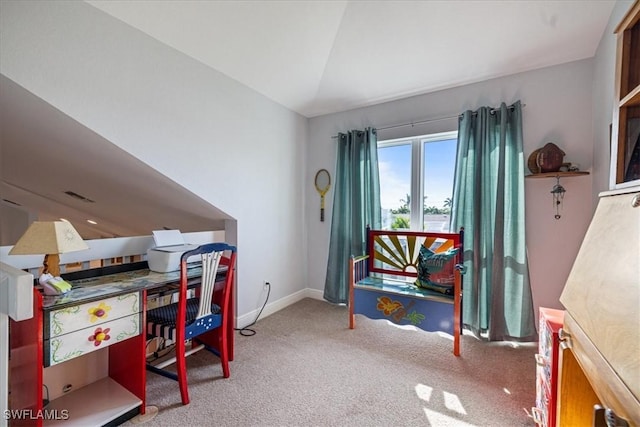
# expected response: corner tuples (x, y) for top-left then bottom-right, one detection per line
(147, 230), (200, 273)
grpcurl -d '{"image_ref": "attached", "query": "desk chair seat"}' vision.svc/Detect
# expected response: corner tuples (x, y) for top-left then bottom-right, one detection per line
(146, 242), (236, 405)
(147, 298), (222, 342)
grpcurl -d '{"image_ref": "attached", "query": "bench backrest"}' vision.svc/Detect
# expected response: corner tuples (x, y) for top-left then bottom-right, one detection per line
(366, 228), (463, 281)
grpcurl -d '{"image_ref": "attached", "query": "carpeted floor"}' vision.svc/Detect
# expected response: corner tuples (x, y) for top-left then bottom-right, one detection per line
(128, 298), (536, 426)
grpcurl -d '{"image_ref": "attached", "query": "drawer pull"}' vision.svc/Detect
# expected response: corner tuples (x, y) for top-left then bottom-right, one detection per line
(594, 405), (630, 427)
(558, 328), (572, 350)
(88, 327), (111, 347)
(531, 407), (543, 425)
(632, 194), (640, 208)
(605, 408), (629, 427)
(88, 302), (112, 322)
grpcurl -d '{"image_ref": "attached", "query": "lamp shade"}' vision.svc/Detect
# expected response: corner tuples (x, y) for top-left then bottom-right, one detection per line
(9, 221), (89, 255)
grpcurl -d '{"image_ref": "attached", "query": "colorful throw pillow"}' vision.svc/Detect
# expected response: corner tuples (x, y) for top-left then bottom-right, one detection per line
(414, 245), (458, 295)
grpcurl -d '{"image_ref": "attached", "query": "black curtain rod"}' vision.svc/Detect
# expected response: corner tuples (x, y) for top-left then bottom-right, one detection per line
(331, 103), (525, 138)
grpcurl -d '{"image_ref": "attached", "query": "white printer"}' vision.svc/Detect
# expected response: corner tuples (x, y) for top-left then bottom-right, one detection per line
(147, 230), (200, 273)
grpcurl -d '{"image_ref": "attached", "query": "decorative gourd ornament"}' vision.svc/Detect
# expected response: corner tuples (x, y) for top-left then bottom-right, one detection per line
(536, 143), (565, 173)
(528, 149), (542, 174)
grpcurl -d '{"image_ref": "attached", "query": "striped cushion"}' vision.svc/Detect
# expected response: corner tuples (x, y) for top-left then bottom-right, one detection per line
(147, 298), (221, 342)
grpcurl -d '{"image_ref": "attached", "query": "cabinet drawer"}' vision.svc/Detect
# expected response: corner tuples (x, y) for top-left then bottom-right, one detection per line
(535, 353), (552, 392)
(44, 312), (142, 366)
(47, 292), (141, 339)
(534, 372), (550, 426)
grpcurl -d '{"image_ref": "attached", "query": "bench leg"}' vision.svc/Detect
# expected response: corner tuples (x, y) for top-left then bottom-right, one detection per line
(348, 257), (355, 329)
(452, 273), (462, 356)
(453, 332), (460, 356)
(348, 285), (356, 329)
(349, 302), (355, 329)
(452, 303), (460, 356)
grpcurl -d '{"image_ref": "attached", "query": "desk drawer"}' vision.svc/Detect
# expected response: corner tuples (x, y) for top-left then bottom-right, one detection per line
(44, 312), (142, 366)
(47, 292), (141, 339)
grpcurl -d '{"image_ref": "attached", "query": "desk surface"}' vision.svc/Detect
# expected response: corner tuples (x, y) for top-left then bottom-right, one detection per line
(43, 263), (207, 310)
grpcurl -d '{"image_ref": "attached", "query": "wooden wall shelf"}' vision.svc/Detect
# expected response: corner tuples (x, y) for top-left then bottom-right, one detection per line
(526, 171), (590, 179)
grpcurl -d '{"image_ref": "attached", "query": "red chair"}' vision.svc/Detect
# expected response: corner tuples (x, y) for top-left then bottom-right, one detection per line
(146, 242), (236, 405)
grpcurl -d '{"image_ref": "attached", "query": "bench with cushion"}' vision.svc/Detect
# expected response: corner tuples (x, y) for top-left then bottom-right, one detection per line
(348, 228), (464, 356)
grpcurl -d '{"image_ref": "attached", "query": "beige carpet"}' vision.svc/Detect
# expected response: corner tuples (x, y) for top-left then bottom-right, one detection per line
(129, 298), (536, 426)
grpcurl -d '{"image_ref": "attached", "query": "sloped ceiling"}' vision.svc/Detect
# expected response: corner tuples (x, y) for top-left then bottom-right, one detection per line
(0, 0), (618, 243)
(0, 75), (229, 241)
(86, 0), (616, 118)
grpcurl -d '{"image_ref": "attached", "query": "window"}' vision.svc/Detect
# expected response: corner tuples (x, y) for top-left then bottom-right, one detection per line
(378, 131), (458, 231)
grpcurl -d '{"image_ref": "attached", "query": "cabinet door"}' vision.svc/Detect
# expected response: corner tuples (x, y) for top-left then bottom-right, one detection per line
(560, 191), (640, 405)
(556, 343), (600, 426)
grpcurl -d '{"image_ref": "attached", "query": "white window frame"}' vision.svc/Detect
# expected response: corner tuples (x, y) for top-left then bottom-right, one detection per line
(378, 130), (458, 231)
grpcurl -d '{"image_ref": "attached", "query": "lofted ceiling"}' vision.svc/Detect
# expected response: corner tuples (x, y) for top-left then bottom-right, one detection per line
(87, 0), (616, 118)
(0, 0), (618, 243)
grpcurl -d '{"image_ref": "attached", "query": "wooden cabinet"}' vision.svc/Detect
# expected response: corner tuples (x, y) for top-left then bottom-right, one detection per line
(552, 5), (640, 425)
(611, 0), (640, 188)
(9, 289), (145, 426)
(533, 308), (564, 427)
(558, 190), (640, 425)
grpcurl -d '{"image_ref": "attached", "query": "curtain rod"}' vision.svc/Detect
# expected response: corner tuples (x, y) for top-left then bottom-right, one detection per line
(331, 103), (526, 138)
(376, 114), (457, 131)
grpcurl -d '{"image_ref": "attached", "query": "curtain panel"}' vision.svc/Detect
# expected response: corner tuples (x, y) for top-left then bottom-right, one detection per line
(451, 101), (536, 341)
(324, 128), (381, 304)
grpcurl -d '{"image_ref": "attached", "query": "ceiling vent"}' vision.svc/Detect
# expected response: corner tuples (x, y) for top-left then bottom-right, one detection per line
(64, 190), (95, 203)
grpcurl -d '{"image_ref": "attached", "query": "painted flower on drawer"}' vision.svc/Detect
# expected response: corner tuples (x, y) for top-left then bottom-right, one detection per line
(88, 302), (112, 322)
(88, 327), (111, 346)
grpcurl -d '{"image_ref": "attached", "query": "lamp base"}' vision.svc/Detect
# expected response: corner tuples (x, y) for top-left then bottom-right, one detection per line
(43, 253), (61, 277)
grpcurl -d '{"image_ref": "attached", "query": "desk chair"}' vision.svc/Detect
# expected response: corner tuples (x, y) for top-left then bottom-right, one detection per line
(146, 243), (236, 405)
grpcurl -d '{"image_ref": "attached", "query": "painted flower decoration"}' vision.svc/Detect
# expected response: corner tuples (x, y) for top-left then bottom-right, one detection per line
(376, 296), (403, 316)
(88, 327), (111, 346)
(88, 302), (111, 323)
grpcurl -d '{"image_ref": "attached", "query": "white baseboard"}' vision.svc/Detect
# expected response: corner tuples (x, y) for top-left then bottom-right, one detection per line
(305, 288), (324, 301)
(236, 288), (325, 329)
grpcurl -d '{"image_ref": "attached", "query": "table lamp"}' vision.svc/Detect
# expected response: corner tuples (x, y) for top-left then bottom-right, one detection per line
(8, 221), (89, 277)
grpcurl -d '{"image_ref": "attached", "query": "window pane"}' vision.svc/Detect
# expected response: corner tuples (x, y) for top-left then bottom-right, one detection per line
(423, 138), (457, 232)
(378, 144), (411, 230)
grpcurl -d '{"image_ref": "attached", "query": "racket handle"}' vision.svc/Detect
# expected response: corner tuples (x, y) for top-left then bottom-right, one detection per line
(321, 208), (325, 222)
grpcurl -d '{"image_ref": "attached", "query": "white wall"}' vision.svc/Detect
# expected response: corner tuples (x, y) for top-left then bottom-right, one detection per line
(0, 203), (33, 247)
(0, 1), (308, 323)
(1, 0), (631, 327)
(307, 60), (596, 315)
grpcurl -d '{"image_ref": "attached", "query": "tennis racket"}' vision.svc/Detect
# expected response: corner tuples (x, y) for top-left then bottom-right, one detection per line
(314, 169), (331, 221)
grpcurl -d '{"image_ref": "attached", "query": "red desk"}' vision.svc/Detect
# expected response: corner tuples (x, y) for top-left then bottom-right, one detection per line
(9, 263), (232, 426)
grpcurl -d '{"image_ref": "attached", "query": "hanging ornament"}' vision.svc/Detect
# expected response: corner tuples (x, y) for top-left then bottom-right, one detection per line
(550, 176), (566, 220)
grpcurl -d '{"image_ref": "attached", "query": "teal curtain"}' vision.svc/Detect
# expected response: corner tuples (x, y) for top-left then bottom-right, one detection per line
(451, 101), (536, 341)
(324, 128), (381, 304)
